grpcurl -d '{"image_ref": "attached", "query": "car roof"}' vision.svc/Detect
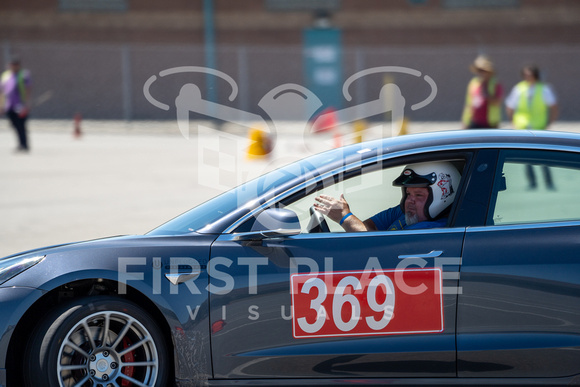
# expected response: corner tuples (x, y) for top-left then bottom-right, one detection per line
(365, 129), (580, 158)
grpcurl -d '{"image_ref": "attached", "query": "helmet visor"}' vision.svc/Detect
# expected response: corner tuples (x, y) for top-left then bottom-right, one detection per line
(393, 169), (437, 187)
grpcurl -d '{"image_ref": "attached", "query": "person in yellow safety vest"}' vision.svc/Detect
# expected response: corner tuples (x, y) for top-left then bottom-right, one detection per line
(505, 65), (558, 130)
(505, 65), (559, 190)
(462, 55), (503, 129)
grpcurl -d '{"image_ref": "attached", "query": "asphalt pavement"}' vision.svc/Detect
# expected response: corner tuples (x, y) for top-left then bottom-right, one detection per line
(1, 119), (578, 257)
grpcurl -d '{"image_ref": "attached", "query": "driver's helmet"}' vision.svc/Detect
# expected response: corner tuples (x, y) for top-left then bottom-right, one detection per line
(392, 161), (461, 220)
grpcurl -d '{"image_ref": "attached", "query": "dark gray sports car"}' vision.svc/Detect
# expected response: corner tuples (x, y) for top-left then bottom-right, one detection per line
(1, 129), (580, 386)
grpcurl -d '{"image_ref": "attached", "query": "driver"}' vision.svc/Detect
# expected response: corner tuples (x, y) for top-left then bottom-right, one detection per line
(313, 161), (461, 232)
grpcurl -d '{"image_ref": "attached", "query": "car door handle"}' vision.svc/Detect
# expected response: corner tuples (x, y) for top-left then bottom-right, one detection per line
(165, 270), (201, 285)
(398, 250), (443, 259)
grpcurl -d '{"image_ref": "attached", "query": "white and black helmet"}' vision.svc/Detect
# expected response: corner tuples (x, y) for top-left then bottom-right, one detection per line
(393, 161), (461, 220)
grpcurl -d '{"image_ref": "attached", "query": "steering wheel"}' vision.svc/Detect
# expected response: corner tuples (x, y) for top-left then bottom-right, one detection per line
(307, 206), (330, 233)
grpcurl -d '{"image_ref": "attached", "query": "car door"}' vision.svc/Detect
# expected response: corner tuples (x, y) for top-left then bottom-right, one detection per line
(458, 149), (580, 378)
(208, 153), (471, 380)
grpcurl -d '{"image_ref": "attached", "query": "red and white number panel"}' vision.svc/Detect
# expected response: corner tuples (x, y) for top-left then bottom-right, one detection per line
(291, 268), (444, 339)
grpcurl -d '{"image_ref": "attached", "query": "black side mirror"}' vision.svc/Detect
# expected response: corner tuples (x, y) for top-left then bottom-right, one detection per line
(233, 208), (301, 241)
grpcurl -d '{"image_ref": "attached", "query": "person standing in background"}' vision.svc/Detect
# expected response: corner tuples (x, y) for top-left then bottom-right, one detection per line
(1, 57), (32, 152)
(462, 55), (503, 129)
(505, 65), (558, 131)
(505, 65), (558, 190)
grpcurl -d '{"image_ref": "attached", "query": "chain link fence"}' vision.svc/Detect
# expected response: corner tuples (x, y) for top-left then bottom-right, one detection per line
(2, 42), (579, 123)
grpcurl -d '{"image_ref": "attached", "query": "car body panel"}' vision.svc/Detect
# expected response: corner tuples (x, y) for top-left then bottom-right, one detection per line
(209, 228), (464, 378)
(458, 222), (580, 377)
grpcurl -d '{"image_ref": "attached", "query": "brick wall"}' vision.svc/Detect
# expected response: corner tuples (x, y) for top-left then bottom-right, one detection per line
(2, 0), (580, 46)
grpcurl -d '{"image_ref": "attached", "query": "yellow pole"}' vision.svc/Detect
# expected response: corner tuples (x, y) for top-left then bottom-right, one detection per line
(353, 120), (366, 143)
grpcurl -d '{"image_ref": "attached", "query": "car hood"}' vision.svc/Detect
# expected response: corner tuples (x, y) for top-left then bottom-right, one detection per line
(0, 235), (136, 261)
(1, 233), (218, 261)
(1, 232), (219, 290)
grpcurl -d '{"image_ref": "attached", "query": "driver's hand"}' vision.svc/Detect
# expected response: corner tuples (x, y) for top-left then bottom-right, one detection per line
(313, 194), (350, 224)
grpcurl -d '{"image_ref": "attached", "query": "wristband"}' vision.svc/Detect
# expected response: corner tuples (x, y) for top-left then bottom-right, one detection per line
(339, 212), (353, 225)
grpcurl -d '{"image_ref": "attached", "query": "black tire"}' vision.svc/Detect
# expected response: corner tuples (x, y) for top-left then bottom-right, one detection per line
(23, 296), (170, 387)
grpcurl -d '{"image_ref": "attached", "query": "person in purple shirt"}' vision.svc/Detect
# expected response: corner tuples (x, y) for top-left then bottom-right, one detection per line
(314, 161), (461, 232)
(1, 57), (31, 152)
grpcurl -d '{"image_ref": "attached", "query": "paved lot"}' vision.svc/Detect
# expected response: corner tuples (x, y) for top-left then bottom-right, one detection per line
(0, 119), (335, 256)
(1, 119), (578, 257)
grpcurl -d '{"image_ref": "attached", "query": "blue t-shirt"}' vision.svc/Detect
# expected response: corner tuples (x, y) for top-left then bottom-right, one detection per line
(369, 205), (447, 231)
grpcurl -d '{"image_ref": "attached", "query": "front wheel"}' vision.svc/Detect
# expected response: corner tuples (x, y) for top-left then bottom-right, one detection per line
(23, 296), (170, 387)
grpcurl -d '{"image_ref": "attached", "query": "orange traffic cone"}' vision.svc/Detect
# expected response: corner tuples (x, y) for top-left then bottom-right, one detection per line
(247, 128), (272, 160)
(333, 132), (342, 148)
(73, 113), (82, 138)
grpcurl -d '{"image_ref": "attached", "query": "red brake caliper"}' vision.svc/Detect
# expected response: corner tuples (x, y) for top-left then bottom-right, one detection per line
(121, 337), (135, 387)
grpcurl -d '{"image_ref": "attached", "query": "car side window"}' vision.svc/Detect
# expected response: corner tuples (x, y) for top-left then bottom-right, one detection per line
(282, 158), (464, 233)
(283, 166), (402, 233)
(489, 150), (580, 225)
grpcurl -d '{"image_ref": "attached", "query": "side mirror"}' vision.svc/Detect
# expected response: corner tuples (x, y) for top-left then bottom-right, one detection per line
(233, 208), (301, 241)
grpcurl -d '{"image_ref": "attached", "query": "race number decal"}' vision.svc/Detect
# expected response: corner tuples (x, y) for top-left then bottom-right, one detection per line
(291, 268), (443, 339)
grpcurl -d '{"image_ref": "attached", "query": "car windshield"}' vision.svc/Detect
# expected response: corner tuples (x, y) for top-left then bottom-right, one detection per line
(147, 141), (381, 235)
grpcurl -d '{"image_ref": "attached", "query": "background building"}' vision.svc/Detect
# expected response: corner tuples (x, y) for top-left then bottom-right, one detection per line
(1, 0), (579, 122)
